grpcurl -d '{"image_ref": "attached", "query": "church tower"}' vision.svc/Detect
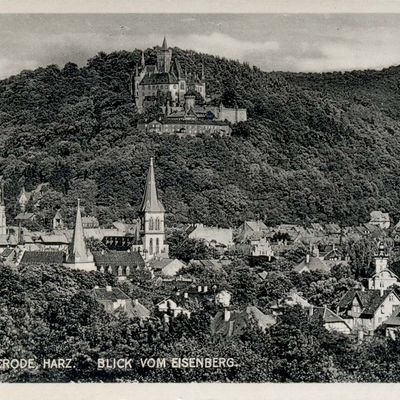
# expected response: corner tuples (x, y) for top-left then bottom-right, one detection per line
(64, 199), (96, 271)
(157, 37), (172, 73)
(137, 158), (168, 260)
(0, 179), (6, 235)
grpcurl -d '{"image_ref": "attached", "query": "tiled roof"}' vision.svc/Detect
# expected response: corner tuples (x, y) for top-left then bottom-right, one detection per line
(338, 288), (396, 316)
(294, 256), (330, 273)
(40, 234), (69, 244)
(93, 287), (130, 301)
(125, 300), (151, 319)
(92, 251), (144, 267)
(1, 248), (14, 258)
(20, 251), (65, 265)
(15, 213), (35, 220)
(140, 72), (178, 85)
(311, 306), (349, 325)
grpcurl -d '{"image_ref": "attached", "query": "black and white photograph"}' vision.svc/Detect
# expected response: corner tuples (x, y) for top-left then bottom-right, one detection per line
(2, 0), (400, 390)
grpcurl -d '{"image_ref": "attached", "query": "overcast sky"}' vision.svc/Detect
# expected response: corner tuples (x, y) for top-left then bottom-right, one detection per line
(1, 13), (400, 79)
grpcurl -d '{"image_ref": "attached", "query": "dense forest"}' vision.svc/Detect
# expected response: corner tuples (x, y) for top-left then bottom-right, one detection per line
(0, 46), (400, 228)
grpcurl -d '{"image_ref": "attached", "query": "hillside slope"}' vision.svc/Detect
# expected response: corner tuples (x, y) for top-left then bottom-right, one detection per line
(0, 47), (399, 228)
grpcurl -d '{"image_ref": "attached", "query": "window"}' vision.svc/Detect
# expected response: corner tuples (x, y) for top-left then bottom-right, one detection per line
(149, 238), (153, 255)
(118, 266), (122, 276)
(155, 218), (160, 230)
(180, 82), (185, 90)
(149, 218), (154, 230)
(381, 304), (385, 314)
(156, 238), (160, 254)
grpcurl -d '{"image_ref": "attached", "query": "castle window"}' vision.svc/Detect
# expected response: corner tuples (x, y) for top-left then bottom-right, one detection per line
(149, 238), (153, 255)
(118, 266), (122, 276)
(173, 84), (177, 89)
(156, 238), (160, 254)
(149, 218), (154, 230)
(155, 218), (160, 230)
(180, 83), (184, 89)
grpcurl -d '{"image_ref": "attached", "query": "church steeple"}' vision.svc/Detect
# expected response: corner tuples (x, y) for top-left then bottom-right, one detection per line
(141, 50), (145, 68)
(157, 37), (172, 73)
(64, 199), (96, 271)
(140, 158), (165, 213)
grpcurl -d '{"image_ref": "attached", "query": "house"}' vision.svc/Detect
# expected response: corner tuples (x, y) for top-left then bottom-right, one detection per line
(210, 306), (276, 337)
(187, 224), (233, 248)
(52, 210), (64, 230)
(236, 220), (269, 242)
(250, 237), (274, 258)
(270, 291), (312, 315)
(369, 210), (390, 229)
(368, 243), (400, 290)
(293, 254), (331, 274)
(382, 311), (400, 339)
(82, 216), (99, 229)
(149, 258), (186, 277)
(309, 306), (352, 335)
(157, 298), (191, 318)
(93, 250), (145, 280)
(337, 288), (400, 334)
(92, 286), (150, 319)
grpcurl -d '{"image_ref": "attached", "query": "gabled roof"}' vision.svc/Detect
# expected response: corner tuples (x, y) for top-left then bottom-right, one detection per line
(93, 287), (130, 301)
(294, 256), (330, 273)
(139, 158), (165, 213)
(15, 213), (35, 221)
(125, 300), (151, 319)
(40, 234), (69, 244)
(92, 251), (144, 267)
(20, 251), (65, 265)
(311, 306), (350, 326)
(338, 288), (399, 317)
(245, 220), (268, 232)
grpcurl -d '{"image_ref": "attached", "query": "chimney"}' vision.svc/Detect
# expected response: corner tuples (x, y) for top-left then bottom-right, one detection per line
(224, 308), (231, 322)
(106, 286), (112, 292)
(306, 254), (310, 264)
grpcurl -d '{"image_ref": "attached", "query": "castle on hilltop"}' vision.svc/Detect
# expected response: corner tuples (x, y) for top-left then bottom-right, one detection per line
(135, 38), (247, 137)
(134, 37), (206, 113)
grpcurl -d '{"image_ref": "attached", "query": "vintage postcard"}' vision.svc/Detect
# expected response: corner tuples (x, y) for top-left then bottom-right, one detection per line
(1, 0), (400, 398)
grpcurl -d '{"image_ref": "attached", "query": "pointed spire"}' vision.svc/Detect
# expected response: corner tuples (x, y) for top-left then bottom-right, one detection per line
(140, 158), (165, 213)
(161, 36), (168, 50)
(201, 63), (205, 81)
(70, 199), (90, 260)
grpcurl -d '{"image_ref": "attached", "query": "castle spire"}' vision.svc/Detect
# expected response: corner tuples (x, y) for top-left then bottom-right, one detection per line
(161, 36), (168, 50)
(140, 158), (165, 213)
(201, 63), (205, 81)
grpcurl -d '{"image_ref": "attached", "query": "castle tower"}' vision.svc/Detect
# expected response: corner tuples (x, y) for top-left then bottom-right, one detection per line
(157, 37), (172, 73)
(64, 199), (96, 271)
(18, 186), (29, 213)
(137, 158), (168, 260)
(374, 242), (388, 274)
(0, 179), (6, 235)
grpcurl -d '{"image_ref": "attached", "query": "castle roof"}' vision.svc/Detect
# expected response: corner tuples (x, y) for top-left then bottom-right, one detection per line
(140, 158), (165, 213)
(140, 72), (178, 85)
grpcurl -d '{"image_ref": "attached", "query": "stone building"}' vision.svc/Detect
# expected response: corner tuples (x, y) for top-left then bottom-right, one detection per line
(132, 158), (169, 260)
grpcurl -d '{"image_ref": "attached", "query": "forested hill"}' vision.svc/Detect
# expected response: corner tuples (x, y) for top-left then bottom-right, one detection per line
(0, 47), (400, 228)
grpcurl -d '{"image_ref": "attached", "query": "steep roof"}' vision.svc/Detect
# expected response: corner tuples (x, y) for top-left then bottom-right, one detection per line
(140, 72), (178, 85)
(93, 287), (130, 301)
(294, 256), (330, 273)
(311, 306), (350, 325)
(92, 251), (144, 267)
(139, 158), (165, 213)
(338, 288), (398, 317)
(68, 200), (92, 263)
(20, 251), (65, 265)
(161, 36), (168, 50)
